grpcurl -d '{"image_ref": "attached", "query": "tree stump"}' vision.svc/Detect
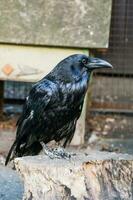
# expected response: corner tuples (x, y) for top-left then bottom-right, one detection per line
(14, 151), (133, 200)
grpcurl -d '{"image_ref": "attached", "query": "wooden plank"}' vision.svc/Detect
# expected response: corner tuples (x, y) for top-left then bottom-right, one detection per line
(0, 45), (88, 82)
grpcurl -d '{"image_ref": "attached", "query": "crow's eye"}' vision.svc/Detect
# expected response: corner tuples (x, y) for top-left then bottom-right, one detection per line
(82, 59), (87, 65)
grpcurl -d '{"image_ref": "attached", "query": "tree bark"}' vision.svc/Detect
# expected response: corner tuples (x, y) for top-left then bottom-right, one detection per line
(15, 151), (133, 200)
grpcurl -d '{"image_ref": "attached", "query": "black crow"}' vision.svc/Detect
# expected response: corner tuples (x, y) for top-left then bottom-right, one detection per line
(5, 54), (112, 165)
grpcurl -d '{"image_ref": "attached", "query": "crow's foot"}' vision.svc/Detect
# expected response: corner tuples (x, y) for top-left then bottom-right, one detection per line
(41, 143), (71, 159)
(52, 147), (71, 159)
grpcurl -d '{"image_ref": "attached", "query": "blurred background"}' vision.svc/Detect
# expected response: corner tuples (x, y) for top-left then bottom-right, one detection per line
(0, 0), (132, 159)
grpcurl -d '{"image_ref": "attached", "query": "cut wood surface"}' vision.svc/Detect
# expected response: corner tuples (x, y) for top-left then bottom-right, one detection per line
(15, 151), (133, 200)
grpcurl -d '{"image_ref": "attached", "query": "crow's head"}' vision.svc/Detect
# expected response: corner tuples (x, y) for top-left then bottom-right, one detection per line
(51, 54), (112, 82)
(67, 54), (112, 72)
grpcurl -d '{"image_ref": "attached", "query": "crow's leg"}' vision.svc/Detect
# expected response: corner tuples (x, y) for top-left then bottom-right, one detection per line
(41, 142), (71, 159)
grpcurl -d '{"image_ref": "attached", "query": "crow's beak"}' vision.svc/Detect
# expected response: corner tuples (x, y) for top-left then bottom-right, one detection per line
(87, 57), (113, 70)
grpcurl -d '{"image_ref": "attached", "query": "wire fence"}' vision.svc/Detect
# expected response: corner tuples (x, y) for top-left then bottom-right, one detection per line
(4, 81), (33, 100)
(86, 0), (133, 142)
(90, 0), (133, 113)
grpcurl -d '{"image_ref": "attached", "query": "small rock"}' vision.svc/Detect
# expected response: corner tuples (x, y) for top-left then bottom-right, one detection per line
(88, 133), (99, 144)
(106, 118), (115, 123)
(0, 155), (5, 165)
(104, 124), (111, 131)
(102, 131), (108, 135)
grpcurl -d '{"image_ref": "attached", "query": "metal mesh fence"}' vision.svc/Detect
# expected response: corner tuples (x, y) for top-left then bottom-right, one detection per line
(87, 0), (133, 143)
(4, 81), (33, 100)
(90, 0), (133, 112)
(3, 81), (33, 114)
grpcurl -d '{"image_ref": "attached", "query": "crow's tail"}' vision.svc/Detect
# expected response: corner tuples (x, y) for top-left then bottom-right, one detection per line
(5, 140), (43, 166)
(5, 118), (28, 165)
(5, 140), (17, 166)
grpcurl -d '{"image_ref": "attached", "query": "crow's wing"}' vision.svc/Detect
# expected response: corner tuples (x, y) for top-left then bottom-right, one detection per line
(5, 79), (56, 165)
(17, 80), (53, 126)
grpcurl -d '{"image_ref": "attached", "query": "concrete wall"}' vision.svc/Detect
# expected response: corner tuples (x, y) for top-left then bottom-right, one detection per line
(0, 0), (112, 48)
